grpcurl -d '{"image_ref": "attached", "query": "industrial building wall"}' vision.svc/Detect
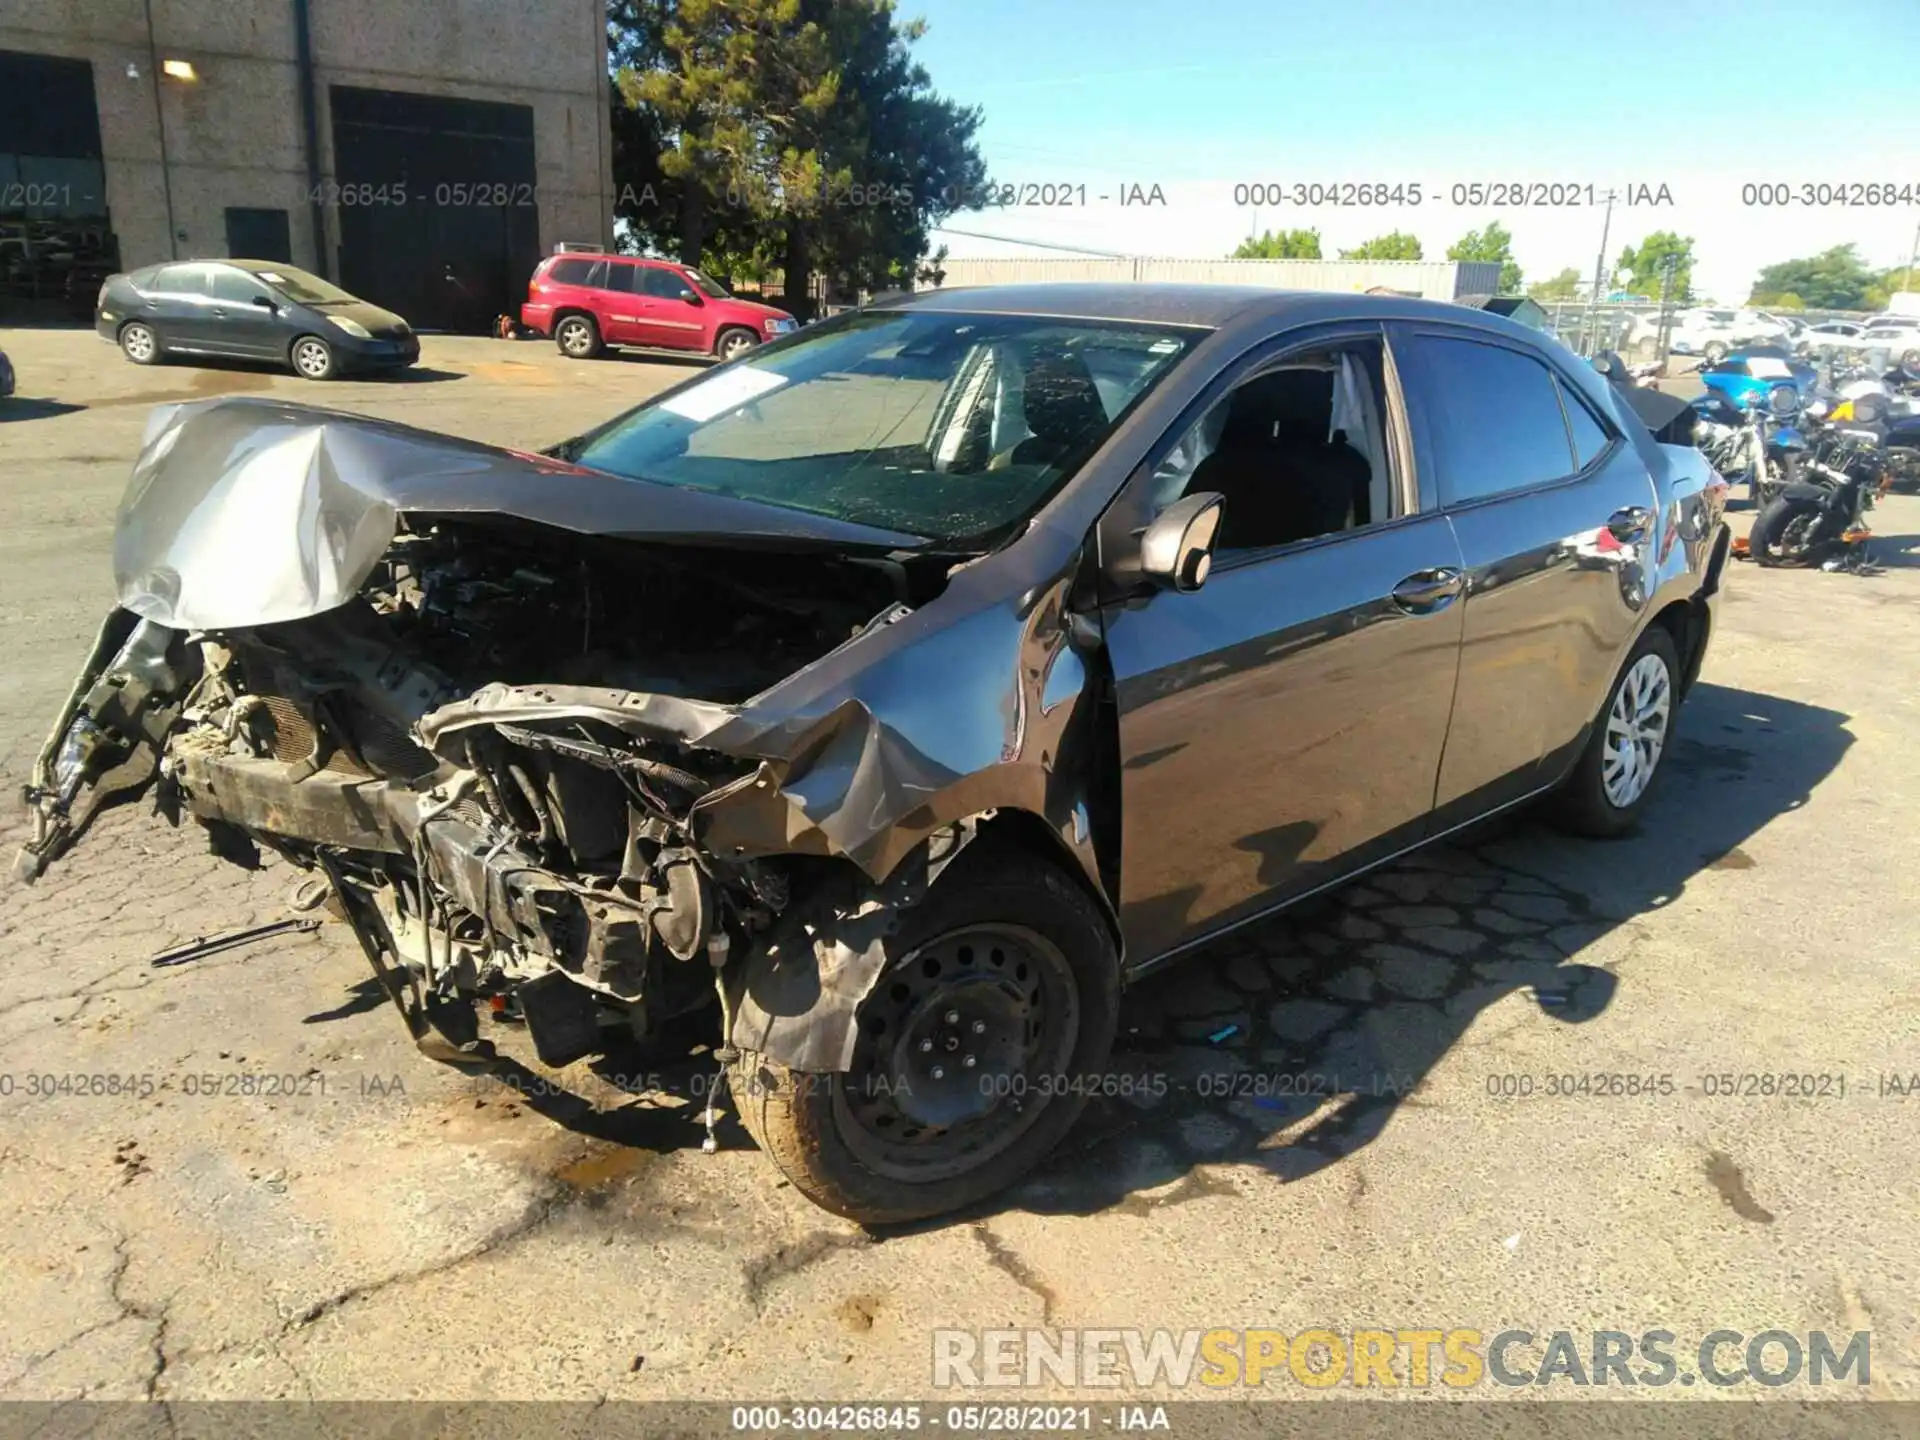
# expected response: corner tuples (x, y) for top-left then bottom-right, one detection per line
(0, 0), (611, 313)
(933, 256), (1503, 302)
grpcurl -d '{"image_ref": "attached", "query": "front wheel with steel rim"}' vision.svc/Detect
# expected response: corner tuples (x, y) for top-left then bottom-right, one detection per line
(119, 322), (160, 366)
(1548, 625), (1682, 838)
(289, 335), (336, 380)
(554, 314), (601, 359)
(728, 847), (1119, 1224)
(713, 326), (758, 362)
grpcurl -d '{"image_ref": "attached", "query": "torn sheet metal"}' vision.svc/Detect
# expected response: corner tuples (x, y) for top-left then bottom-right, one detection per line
(726, 822), (978, 1071)
(114, 397), (928, 630)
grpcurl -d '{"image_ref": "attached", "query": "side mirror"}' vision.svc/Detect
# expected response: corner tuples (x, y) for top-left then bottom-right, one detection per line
(678, 288), (702, 305)
(1138, 492), (1224, 592)
(250, 295), (276, 310)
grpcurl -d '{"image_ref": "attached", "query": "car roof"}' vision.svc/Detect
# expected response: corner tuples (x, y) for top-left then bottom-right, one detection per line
(546, 252), (674, 265)
(869, 283), (1524, 333)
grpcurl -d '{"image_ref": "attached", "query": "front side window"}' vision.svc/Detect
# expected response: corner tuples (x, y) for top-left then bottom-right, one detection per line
(684, 267), (730, 299)
(1147, 339), (1397, 554)
(569, 312), (1198, 543)
(209, 267), (272, 304)
(1406, 335), (1578, 505)
(638, 266), (689, 299)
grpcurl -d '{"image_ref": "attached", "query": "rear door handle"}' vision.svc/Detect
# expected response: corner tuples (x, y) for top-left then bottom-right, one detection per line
(1391, 567), (1463, 614)
(1607, 505), (1652, 542)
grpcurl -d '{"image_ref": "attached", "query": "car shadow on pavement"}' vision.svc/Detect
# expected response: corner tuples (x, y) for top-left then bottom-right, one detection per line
(0, 397), (87, 422)
(967, 678), (1854, 1223)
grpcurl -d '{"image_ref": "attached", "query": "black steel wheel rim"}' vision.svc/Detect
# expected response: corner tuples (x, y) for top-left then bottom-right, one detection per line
(834, 923), (1079, 1184)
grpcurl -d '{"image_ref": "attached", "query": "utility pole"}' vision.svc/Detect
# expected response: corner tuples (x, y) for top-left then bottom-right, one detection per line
(1584, 188), (1620, 355)
(1655, 252), (1679, 367)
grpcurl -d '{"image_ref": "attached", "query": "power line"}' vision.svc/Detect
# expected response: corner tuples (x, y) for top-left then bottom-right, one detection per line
(929, 226), (1130, 259)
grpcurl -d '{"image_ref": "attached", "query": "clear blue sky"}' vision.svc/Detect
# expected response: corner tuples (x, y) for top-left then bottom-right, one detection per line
(906, 0), (1920, 296)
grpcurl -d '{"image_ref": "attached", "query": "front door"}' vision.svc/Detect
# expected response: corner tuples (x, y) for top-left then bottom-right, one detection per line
(1391, 324), (1658, 820)
(205, 265), (291, 359)
(634, 264), (709, 350)
(1101, 331), (1467, 963)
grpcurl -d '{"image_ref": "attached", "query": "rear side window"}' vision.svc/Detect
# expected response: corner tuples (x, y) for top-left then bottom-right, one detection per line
(154, 263), (215, 297)
(547, 258), (602, 286)
(1408, 335), (1578, 505)
(601, 262), (638, 294)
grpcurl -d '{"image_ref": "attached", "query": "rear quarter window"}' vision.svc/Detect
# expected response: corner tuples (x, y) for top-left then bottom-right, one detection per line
(548, 258), (602, 286)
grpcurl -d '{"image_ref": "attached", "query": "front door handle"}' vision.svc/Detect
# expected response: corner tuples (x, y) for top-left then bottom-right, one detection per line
(1391, 567), (1463, 614)
(1607, 505), (1652, 543)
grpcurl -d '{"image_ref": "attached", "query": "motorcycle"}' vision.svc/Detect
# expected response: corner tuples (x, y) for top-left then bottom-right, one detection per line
(1688, 384), (1808, 507)
(1747, 394), (1890, 569)
(1827, 365), (1920, 491)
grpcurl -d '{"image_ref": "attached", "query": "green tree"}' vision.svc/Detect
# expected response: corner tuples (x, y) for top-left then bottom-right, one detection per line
(1615, 231), (1696, 303)
(1339, 231), (1423, 261)
(609, 0), (985, 310)
(1447, 222), (1522, 293)
(1748, 244), (1897, 311)
(1233, 228), (1322, 260)
(1527, 266), (1582, 301)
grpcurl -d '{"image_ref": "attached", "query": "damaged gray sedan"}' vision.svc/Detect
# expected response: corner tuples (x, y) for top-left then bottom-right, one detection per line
(16, 286), (1728, 1222)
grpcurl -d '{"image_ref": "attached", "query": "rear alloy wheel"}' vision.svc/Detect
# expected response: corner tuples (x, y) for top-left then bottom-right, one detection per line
(555, 314), (601, 359)
(714, 326), (759, 362)
(290, 335), (336, 380)
(119, 322), (160, 365)
(729, 849), (1118, 1224)
(1549, 625), (1681, 838)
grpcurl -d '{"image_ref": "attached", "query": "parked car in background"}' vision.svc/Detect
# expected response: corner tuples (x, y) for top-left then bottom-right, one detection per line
(519, 251), (798, 362)
(18, 287), (1728, 1221)
(96, 261), (418, 379)
(1798, 320), (1865, 356)
(1817, 317), (1920, 369)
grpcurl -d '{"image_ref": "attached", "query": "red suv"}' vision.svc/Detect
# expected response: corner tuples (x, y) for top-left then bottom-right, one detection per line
(521, 252), (797, 362)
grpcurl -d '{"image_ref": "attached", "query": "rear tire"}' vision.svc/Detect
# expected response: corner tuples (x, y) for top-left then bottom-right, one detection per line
(555, 313), (602, 359)
(1749, 494), (1823, 568)
(119, 322), (161, 366)
(1548, 624), (1682, 839)
(728, 847), (1118, 1225)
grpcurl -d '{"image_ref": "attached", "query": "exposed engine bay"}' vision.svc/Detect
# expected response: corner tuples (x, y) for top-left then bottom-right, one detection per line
(19, 511), (938, 1068)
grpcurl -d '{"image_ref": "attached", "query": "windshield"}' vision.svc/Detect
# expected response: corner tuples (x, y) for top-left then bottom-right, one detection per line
(248, 265), (358, 306)
(569, 311), (1197, 543)
(684, 268), (731, 299)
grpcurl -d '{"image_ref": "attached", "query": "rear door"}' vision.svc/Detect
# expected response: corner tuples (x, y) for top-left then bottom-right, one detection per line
(145, 263), (221, 352)
(1392, 324), (1657, 823)
(594, 260), (647, 344)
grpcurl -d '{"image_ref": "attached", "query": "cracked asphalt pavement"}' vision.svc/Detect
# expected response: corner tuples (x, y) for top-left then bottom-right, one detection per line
(0, 328), (1916, 1404)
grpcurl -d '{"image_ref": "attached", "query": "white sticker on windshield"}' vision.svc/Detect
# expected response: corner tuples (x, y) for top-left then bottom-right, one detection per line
(1746, 357), (1792, 378)
(658, 365), (789, 422)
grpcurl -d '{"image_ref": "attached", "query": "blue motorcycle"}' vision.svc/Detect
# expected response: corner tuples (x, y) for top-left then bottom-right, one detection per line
(1688, 383), (1808, 506)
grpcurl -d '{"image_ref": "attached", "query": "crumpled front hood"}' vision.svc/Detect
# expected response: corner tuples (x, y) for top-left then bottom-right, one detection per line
(113, 397), (925, 630)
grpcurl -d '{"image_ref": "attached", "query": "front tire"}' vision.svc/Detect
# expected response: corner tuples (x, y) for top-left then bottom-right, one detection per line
(729, 847), (1119, 1225)
(713, 326), (759, 362)
(290, 335), (336, 380)
(1750, 495), (1823, 568)
(1549, 625), (1682, 838)
(119, 322), (161, 365)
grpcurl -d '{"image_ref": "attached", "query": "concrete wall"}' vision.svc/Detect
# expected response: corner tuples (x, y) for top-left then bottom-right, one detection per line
(933, 257), (1504, 302)
(0, 0), (612, 274)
